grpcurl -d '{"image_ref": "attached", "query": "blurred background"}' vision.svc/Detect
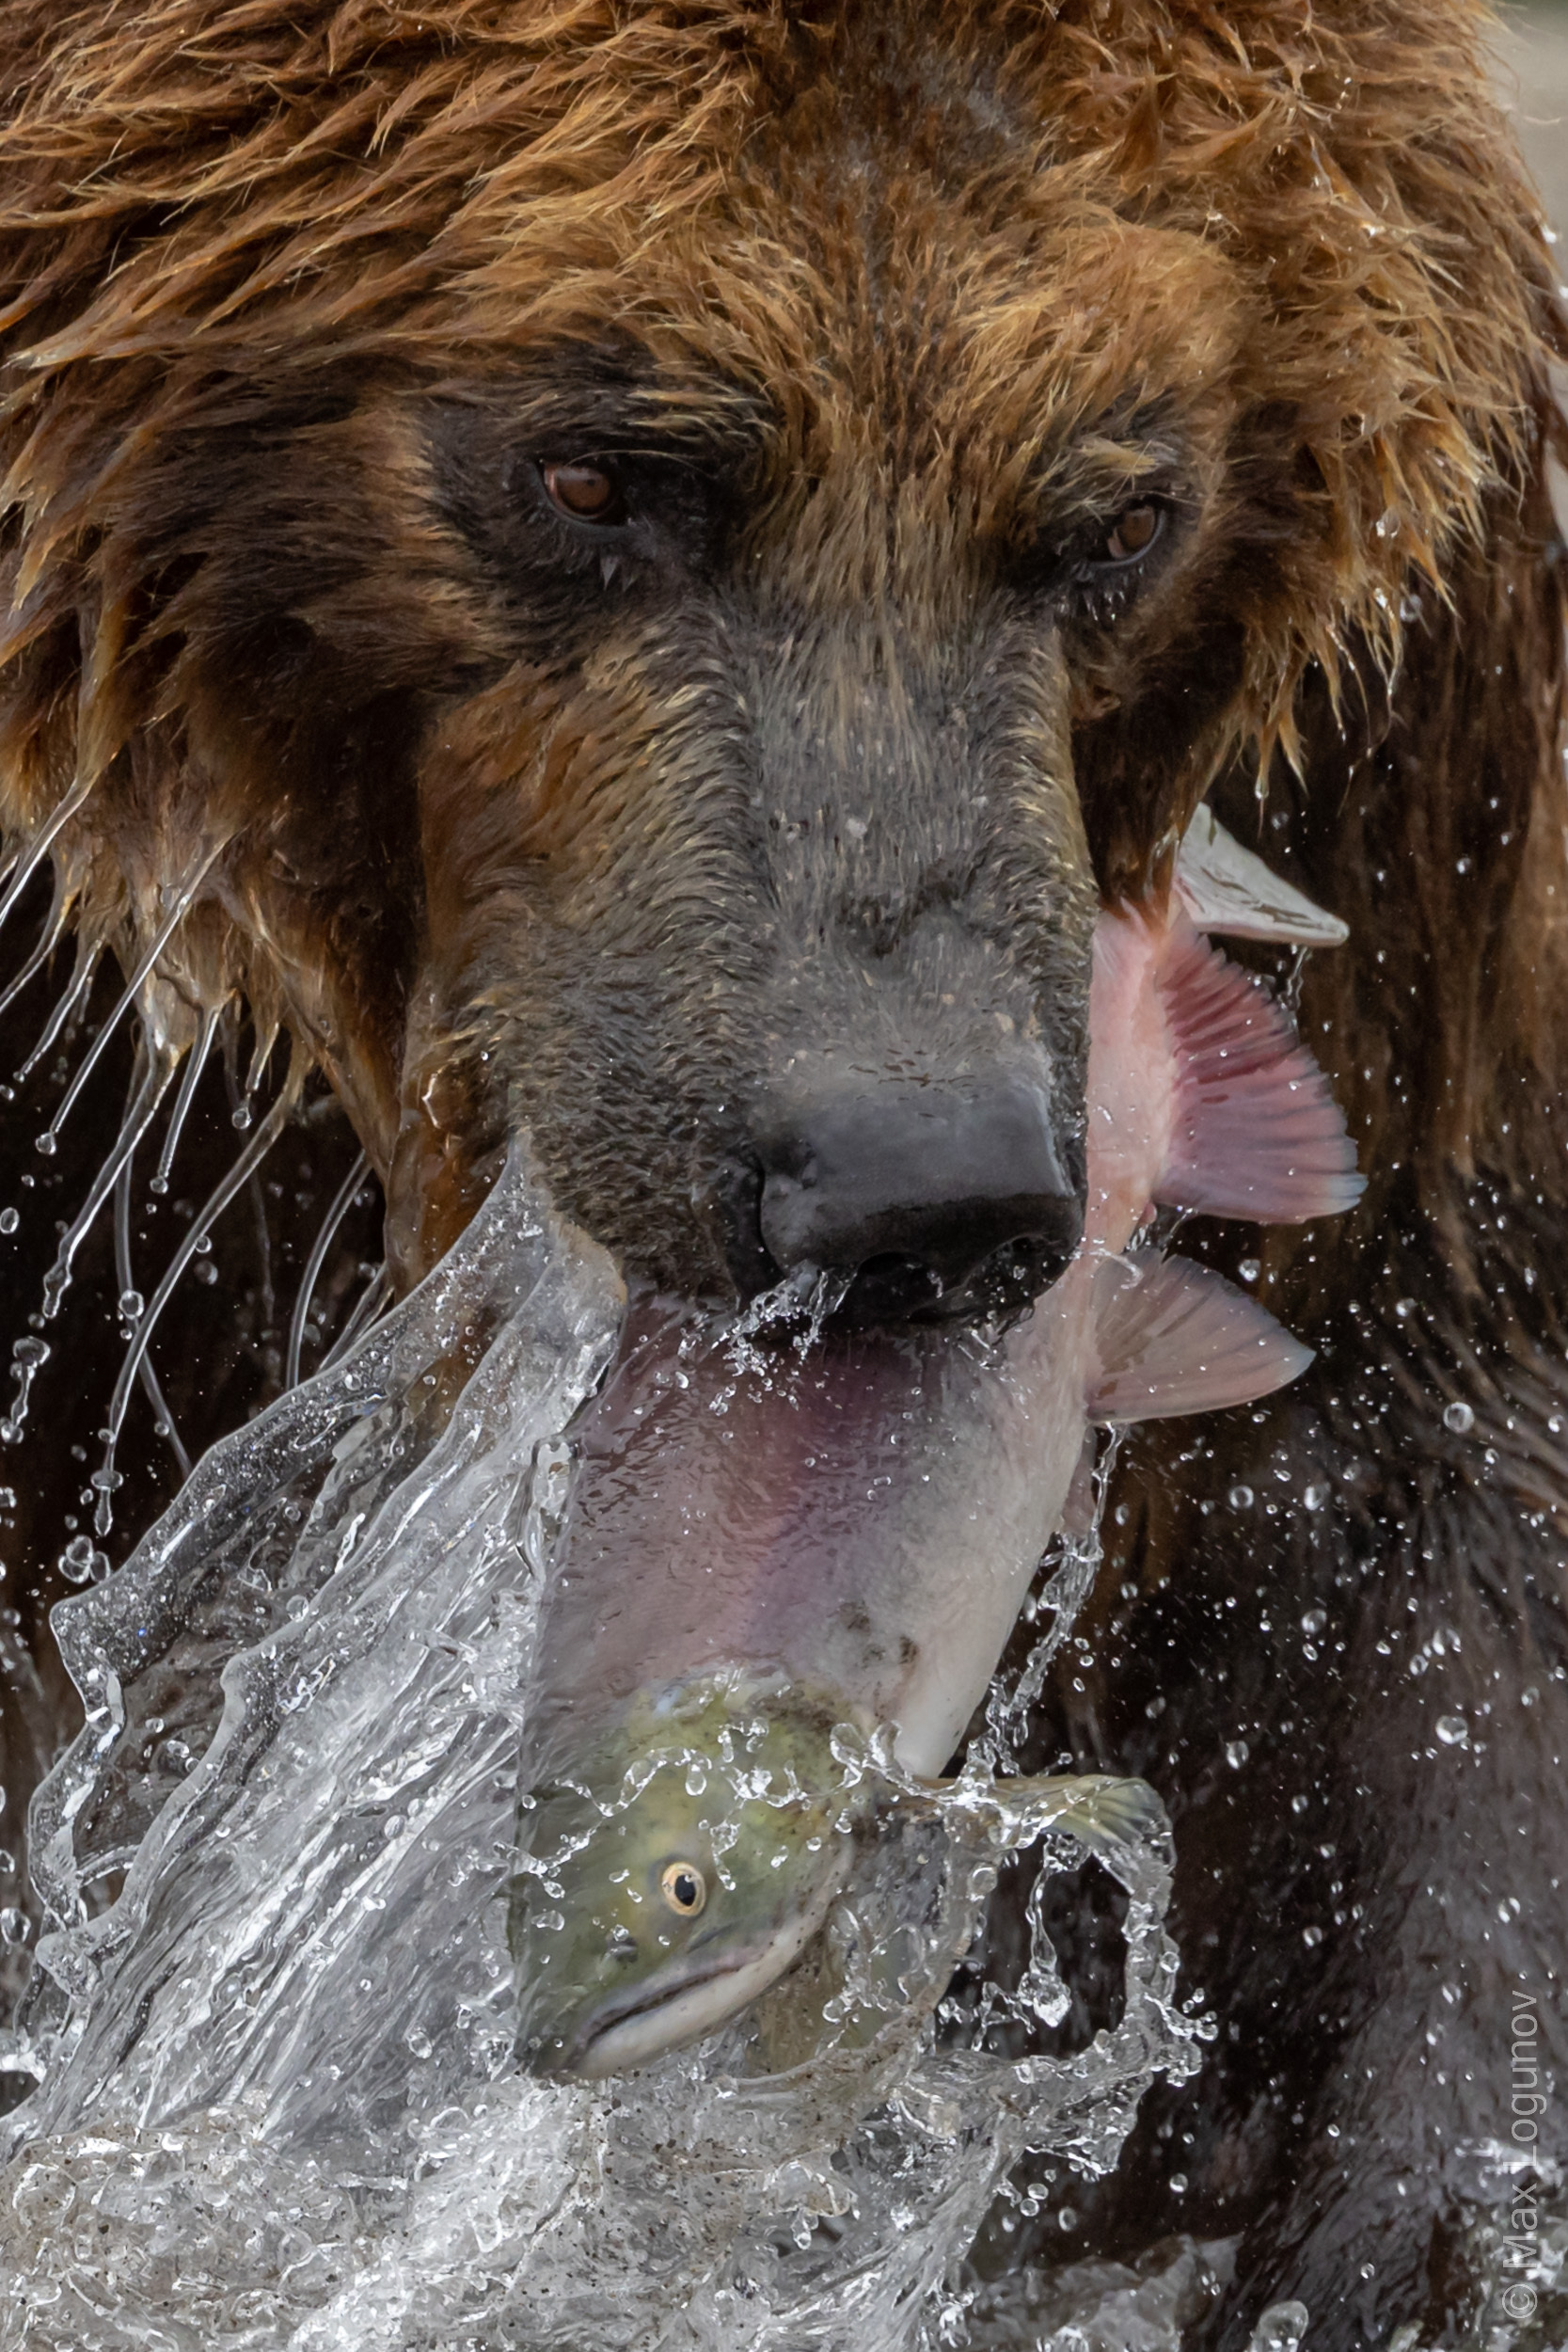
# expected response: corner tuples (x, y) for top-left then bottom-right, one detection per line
(1497, 5), (1567, 232)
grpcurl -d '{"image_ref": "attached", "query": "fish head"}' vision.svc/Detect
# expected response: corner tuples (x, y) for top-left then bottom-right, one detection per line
(510, 1675), (857, 2078)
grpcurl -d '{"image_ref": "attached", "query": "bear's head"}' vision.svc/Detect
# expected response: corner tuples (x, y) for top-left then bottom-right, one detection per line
(0, 0), (1558, 1346)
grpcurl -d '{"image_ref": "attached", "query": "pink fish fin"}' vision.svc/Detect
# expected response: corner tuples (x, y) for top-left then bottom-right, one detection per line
(1087, 1253), (1313, 1424)
(1175, 805), (1348, 946)
(1155, 915), (1365, 1222)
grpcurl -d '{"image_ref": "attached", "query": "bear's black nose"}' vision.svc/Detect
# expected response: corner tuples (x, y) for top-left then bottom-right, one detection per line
(746, 1075), (1083, 1321)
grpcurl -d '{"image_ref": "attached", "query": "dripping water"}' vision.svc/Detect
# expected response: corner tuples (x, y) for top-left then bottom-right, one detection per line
(38, 1049), (177, 1324)
(150, 998), (223, 1195)
(114, 1158), (190, 1481)
(0, 867), (70, 1027)
(989, 1429), (1126, 1771)
(93, 1053), (309, 1536)
(33, 839), (226, 1158)
(1280, 944), (1311, 1018)
(0, 773), (93, 948)
(17, 938), (102, 1098)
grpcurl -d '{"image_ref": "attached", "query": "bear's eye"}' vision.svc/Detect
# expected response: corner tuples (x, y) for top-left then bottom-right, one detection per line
(541, 458), (626, 524)
(659, 1860), (707, 1916)
(1101, 501), (1163, 564)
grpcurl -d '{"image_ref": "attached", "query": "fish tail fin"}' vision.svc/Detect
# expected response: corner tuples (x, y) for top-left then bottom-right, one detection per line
(1155, 915), (1364, 1224)
(1088, 1252), (1312, 1423)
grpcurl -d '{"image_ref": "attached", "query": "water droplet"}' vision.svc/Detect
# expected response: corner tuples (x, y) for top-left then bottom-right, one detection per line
(58, 1534), (100, 1583)
(1238, 1258), (1260, 1283)
(32, 1132), (55, 1157)
(13, 1337), (48, 1368)
(117, 1289), (144, 1322)
(1435, 1714), (1468, 1747)
(1291, 1792), (1309, 1815)
(1301, 1924), (1323, 1948)
(404, 2026), (434, 2060)
(0, 1906), (29, 1947)
(1170, 2172), (1188, 2195)
(1225, 1740), (1250, 1769)
(1057, 2207), (1078, 2231)
(0, 1210), (17, 1236)
(1227, 1485), (1254, 1511)
(1443, 1401), (1475, 1435)
(1302, 1483), (1327, 1512)
(148, 1173), (169, 1196)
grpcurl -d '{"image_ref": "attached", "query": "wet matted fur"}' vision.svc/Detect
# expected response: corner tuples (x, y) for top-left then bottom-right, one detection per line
(0, 3), (1563, 2344)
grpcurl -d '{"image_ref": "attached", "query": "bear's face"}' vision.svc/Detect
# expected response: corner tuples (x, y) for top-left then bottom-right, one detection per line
(140, 189), (1259, 1315)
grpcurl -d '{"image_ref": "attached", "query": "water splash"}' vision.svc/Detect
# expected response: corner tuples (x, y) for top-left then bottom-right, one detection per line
(286, 1149), (372, 1391)
(317, 1261), (391, 1372)
(0, 1336), (48, 1447)
(0, 1145), (1204, 2349)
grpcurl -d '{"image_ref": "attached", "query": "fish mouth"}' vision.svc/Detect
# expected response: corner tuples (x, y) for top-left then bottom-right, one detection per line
(531, 1909), (824, 2081)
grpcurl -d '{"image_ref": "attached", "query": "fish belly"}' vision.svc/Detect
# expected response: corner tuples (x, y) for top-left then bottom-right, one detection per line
(523, 1266), (1098, 1784)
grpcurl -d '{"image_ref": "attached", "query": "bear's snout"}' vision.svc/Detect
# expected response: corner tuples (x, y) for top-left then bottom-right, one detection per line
(737, 1068), (1084, 1325)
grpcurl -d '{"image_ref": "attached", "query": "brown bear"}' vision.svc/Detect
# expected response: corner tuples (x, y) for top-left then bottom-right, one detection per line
(0, 1), (1562, 2344)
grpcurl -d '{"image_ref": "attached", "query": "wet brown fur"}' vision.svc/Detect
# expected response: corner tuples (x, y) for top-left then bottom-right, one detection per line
(0, 2), (1564, 2344)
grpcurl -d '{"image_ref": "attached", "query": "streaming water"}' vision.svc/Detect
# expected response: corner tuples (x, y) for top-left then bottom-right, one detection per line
(0, 1143), (1212, 2349)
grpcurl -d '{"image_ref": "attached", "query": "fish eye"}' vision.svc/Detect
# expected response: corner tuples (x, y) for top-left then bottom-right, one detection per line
(541, 457), (626, 525)
(659, 1860), (706, 1917)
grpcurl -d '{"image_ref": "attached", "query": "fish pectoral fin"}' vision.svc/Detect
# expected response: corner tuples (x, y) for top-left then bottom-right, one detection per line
(907, 1771), (1169, 1855)
(1151, 914), (1364, 1225)
(994, 1771), (1168, 1854)
(1175, 804), (1349, 948)
(1088, 1252), (1312, 1424)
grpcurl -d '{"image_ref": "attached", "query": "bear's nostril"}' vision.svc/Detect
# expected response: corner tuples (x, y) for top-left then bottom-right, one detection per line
(751, 1074), (1084, 1321)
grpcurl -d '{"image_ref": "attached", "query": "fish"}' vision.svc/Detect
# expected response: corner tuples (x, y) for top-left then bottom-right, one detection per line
(511, 1669), (1164, 2078)
(510, 811), (1363, 2077)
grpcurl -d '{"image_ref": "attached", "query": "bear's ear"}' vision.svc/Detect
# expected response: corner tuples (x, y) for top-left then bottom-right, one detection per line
(1052, 0), (1565, 836)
